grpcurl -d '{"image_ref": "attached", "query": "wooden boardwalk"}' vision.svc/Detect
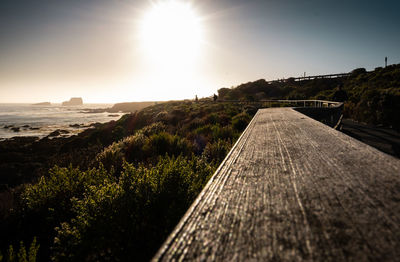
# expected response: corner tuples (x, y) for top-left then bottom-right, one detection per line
(153, 108), (400, 261)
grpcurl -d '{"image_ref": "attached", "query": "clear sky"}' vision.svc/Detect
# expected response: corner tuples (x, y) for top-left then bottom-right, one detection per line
(1, 0), (399, 103)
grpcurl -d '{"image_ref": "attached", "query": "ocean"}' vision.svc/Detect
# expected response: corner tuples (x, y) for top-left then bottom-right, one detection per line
(0, 103), (125, 140)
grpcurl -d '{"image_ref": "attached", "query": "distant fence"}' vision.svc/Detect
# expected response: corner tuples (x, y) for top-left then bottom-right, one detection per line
(217, 99), (342, 108)
(259, 99), (342, 108)
(266, 73), (351, 84)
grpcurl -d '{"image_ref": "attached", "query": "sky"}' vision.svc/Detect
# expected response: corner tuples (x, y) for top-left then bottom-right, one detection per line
(0, 0), (399, 103)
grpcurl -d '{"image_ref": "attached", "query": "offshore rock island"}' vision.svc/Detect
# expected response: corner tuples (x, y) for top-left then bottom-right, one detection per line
(62, 97), (83, 106)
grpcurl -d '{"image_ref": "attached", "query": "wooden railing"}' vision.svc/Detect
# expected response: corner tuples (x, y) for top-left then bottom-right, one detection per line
(214, 99), (344, 129)
(258, 99), (342, 108)
(153, 107), (400, 261)
(216, 99), (343, 108)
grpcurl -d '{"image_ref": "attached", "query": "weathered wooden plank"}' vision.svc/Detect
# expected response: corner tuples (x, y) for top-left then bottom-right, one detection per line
(153, 108), (400, 261)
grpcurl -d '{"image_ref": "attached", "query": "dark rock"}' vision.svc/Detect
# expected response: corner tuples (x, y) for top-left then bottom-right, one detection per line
(29, 127), (40, 130)
(108, 114), (120, 117)
(48, 130), (61, 137)
(47, 129), (69, 137)
(9, 136), (39, 143)
(22, 125), (30, 128)
(11, 127), (20, 132)
(90, 122), (102, 127)
(69, 124), (82, 128)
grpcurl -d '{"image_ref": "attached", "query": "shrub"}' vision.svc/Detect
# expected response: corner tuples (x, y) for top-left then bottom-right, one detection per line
(202, 139), (232, 164)
(143, 132), (193, 160)
(1, 238), (39, 262)
(53, 156), (214, 261)
(22, 166), (111, 214)
(211, 125), (237, 141)
(96, 122), (168, 170)
(16, 166), (111, 260)
(232, 112), (251, 131)
(95, 133), (146, 171)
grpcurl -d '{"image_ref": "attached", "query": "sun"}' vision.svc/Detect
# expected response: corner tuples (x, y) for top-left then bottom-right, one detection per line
(138, 0), (203, 68)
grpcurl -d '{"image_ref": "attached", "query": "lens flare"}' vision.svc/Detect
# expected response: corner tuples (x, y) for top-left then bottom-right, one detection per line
(138, 1), (203, 68)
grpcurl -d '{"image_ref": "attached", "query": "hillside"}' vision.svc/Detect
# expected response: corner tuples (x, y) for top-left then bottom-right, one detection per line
(218, 64), (400, 130)
(0, 101), (256, 261)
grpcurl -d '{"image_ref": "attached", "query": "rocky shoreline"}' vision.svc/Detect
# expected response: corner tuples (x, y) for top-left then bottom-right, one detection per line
(0, 118), (118, 190)
(0, 101), (159, 189)
(1, 122), (102, 141)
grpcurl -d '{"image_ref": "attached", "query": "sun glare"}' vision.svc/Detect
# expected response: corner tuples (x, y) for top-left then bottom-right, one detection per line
(138, 1), (203, 68)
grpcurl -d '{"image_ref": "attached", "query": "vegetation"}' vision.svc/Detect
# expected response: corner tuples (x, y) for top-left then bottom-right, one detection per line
(1, 64), (399, 261)
(218, 64), (400, 130)
(343, 66), (400, 130)
(0, 101), (254, 261)
(0, 238), (39, 262)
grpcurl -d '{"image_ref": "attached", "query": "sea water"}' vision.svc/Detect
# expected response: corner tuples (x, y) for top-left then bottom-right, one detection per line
(0, 103), (125, 140)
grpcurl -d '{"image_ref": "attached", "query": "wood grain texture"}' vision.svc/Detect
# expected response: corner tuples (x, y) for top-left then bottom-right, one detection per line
(153, 108), (400, 261)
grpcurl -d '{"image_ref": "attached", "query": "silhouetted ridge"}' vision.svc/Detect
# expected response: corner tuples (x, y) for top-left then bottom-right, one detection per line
(218, 64), (400, 130)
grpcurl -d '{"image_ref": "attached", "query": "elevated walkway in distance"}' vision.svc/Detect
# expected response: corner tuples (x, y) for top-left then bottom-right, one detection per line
(153, 108), (400, 261)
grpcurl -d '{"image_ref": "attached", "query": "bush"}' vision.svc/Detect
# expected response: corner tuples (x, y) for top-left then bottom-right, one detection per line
(22, 166), (111, 215)
(211, 125), (237, 141)
(232, 112), (251, 131)
(143, 132), (193, 159)
(202, 139), (232, 164)
(95, 132), (146, 171)
(96, 122), (169, 170)
(1, 238), (41, 262)
(4, 237), (40, 262)
(52, 156), (215, 261)
(15, 167), (111, 260)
